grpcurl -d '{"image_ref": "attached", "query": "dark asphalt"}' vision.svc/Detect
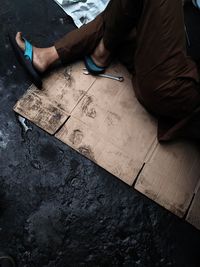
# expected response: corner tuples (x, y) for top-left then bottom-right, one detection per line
(0, 0), (200, 266)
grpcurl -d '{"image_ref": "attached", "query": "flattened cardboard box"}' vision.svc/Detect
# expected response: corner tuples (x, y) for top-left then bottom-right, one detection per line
(14, 61), (200, 230)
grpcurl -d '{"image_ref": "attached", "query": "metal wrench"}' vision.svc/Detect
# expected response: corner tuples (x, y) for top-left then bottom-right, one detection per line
(83, 68), (124, 82)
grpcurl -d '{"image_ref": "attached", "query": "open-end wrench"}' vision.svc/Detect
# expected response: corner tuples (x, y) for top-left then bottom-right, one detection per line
(83, 68), (124, 82)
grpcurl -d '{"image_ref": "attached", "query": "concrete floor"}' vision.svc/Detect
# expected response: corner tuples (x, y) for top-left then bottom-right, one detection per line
(0, 0), (200, 266)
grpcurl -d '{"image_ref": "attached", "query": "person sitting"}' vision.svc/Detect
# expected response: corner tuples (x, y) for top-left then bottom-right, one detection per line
(10, 0), (200, 142)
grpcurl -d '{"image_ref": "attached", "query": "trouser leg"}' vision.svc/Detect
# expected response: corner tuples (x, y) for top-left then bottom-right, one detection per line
(55, 14), (104, 64)
(131, 0), (200, 140)
(102, 0), (143, 51)
(133, 0), (200, 120)
(55, 0), (143, 64)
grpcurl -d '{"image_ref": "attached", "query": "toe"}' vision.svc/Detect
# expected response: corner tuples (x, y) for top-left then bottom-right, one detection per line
(15, 32), (25, 51)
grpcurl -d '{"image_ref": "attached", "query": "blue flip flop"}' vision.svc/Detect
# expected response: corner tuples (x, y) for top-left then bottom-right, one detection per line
(84, 55), (106, 75)
(9, 34), (42, 89)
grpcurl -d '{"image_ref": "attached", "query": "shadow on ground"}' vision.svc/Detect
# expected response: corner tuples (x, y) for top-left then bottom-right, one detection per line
(0, 0), (200, 266)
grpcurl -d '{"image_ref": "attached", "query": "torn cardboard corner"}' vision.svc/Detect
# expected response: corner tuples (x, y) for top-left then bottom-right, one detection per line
(14, 61), (200, 231)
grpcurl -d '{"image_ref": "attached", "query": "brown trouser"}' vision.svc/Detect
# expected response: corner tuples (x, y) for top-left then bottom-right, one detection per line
(55, 0), (200, 141)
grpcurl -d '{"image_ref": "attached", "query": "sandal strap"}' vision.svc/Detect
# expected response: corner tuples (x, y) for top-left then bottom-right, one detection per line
(85, 56), (106, 73)
(23, 38), (33, 61)
(0, 255), (15, 266)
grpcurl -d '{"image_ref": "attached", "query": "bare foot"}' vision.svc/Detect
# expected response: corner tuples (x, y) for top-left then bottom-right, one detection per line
(15, 32), (59, 73)
(91, 38), (111, 67)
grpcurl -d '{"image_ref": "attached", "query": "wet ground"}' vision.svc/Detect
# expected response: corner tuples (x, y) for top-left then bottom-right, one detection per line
(0, 0), (200, 266)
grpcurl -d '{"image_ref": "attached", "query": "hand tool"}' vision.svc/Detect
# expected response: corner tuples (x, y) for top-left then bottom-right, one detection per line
(83, 68), (124, 82)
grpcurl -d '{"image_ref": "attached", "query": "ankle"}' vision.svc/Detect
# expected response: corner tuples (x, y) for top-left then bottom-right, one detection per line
(91, 39), (111, 67)
(45, 46), (59, 66)
(34, 46), (59, 72)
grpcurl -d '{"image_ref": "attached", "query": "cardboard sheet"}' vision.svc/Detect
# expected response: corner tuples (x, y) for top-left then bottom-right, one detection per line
(14, 61), (200, 230)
